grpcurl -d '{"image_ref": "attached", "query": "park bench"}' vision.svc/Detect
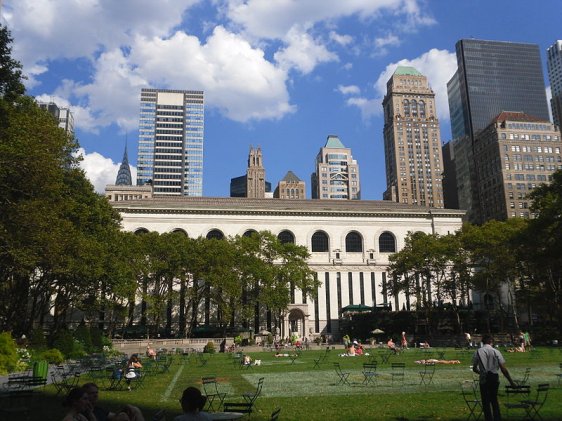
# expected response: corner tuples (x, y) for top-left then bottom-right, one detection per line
(3, 375), (47, 390)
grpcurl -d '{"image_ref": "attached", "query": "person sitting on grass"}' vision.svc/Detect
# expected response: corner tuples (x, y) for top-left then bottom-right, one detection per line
(174, 387), (211, 421)
(242, 354), (252, 366)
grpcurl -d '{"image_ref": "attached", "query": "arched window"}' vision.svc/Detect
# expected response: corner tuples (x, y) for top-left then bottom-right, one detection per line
(243, 229), (258, 238)
(345, 231), (363, 252)
(206, 229), (224, 240)
(378, 232), (396, 253)
(278, 230), (295, 244)
(134, 228), (149, 235)
(411, 99), (418, 116)
(311, 231), (329, 252)
(171, 228), (188, 236)
(403, 99), (410, 116)
(419, 100), (426, 118)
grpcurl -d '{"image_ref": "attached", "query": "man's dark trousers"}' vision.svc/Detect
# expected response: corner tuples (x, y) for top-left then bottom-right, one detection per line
(480, 373), (501, 421)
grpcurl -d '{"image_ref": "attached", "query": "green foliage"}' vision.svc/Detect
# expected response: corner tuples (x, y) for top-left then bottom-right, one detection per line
(89, 326), (103, 350)
(73, 324), (93, 352)
(0, 332), (19, 374)
(0, 25), (26, 101)
(51, 329), (75, 358)
(40, 348), (64, 364)
(203, 341), (216, 354)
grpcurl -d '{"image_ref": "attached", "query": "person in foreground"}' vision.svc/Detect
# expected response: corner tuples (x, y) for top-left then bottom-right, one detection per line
(174, 387), (212, 421)
(83, 383), (144, 421)
(472, 334), (516, 421)
(62, 387), (96, 421)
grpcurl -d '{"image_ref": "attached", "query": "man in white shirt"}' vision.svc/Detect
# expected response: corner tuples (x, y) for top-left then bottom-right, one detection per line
(472, 334), (516, 421)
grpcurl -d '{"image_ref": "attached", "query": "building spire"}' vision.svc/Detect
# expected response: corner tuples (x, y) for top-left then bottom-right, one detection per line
(115, 137), (133, 185)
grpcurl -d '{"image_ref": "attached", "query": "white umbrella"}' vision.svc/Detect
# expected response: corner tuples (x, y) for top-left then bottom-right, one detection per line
(371, 328), (385, 335)
(259, 330), (271, 335)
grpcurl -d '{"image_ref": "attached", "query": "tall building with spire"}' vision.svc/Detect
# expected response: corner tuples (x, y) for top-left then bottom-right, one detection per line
(246, 146), (266, 198)
(311, 135), (360, 200)
(547, 40), (562, 127)
(382, 66), (444, 207)
(136, 88), (204, 196)
(230, 146), (271, 198)
(115, 143), (132, 185)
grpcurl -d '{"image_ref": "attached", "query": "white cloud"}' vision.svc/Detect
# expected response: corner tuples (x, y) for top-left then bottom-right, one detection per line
(346, 96), (380, 121)
(225, 0), (434, 40)
(75, 148), (137, 193)
(375, 34), (400, 49)
(5, 0), (199, 71)
(130, 27), (294, 122)
(274, 27), (338, 74)
(337, 85), (360, 95)
(329, 31), (353, 46)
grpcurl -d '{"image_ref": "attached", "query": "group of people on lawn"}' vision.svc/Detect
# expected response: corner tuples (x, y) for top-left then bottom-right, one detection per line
(62, 381), (212, 421)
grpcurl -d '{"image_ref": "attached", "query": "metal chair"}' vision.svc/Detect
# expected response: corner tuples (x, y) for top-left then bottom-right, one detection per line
(242, 377), (264, 407)
(391, 362), (405, 386)
(521, 383), (549, 421)
(515, 367), (531, 386)
(461, 380), (482, 421)
(504, 384), (531, 419)
(333, 363), (351, 386)
(362, 362), (379, 386)
(202, 376), (227, 412)
(270, 407), (281, 421)
(419, 362), (436, 386)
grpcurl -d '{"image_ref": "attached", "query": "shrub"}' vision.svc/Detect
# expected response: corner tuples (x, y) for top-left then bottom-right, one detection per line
(41, 348), (64, 364)
(0, 332), (19, 375)
(52, 329), (75, 358)
(203, 341), (216, 354)
(89, 327), (104, 350)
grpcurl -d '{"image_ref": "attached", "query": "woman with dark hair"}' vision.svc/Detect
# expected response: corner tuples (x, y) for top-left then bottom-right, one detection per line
(174, 387), (211, 421)
(62, 387), (96, 421)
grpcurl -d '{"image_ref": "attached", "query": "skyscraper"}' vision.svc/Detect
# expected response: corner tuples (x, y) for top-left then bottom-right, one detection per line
(37, 101), (74, 136)
(473, 111), (561, 222)
(382, 66), (444, 207)
(115, 143), (132, 186)
(311, 135), (360, 200)
(547, 40), (562, 127)
(136, 88), (204, 196)
(444, 39), (550, 221)
(448, 39), (549, 140)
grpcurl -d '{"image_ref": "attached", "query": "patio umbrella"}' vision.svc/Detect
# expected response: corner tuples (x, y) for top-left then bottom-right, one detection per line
(259, 330), (271, 335)
(371, 328), (385, 335)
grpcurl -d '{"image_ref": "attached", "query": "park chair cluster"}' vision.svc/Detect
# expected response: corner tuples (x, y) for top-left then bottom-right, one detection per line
(0, 360), (49, 418)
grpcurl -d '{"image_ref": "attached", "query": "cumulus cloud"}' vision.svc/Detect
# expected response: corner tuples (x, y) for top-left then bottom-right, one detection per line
(5, 0), (199, 71)
(274, 27), (338, 74)
(337, 85), (360, 95)
(329, 31), (353, 46)
(374, 34), (401, 55)
(130, 27), (294, 121)
(345, 49), (456, 121)
(75, 148), (137, 193)
(225, 0), (434, 40)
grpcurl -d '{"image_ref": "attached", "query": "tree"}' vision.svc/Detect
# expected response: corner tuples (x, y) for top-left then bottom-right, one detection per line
(0, 25), (25, 101)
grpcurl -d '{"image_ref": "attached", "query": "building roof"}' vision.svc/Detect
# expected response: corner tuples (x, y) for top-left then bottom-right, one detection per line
(111, 196), (465, 219)
(115, 142), (133, 185)
(394, 66), (422, 76)
(324, 135), (346, 148)
(492, 111), (549, 124)
(281, 171), (302, 183)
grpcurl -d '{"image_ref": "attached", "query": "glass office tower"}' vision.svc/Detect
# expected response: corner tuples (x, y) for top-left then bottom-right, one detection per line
(136, 88), (204, 196)
(547, 40), (562, 127)
(448, 39), (549, 140)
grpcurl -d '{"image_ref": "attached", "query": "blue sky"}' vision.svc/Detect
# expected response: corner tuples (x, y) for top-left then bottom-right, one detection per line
(2, 1), (560, 199)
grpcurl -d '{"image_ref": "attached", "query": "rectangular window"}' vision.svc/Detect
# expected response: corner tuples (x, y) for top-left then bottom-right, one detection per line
(382, 272), (388, 306)
(371, 272), (376, 307)
(359, 272), (365, 305)
(336, 272), (342, 317)
(314, 273), (319, 333)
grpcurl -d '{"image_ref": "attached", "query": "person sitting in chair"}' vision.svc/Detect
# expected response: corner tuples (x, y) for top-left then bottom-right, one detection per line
(174, 387), (211, 421)
(387, 338), (398, 354)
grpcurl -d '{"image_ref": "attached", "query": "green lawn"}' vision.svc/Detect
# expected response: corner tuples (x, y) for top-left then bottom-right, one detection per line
(19, 347), (562, 420)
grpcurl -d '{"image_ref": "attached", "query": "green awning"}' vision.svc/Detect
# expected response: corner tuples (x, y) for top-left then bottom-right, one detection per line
(341, 304), (373, 313)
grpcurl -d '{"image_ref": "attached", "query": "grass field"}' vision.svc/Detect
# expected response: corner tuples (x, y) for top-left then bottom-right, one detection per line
(17, 346), (562, 420)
